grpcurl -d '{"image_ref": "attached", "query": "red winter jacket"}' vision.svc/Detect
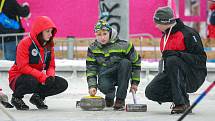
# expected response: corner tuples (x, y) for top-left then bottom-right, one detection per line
(208, 3), (215, 39)
(208, 25), (215, 39)
(160, 19), (207, 69)
(8, 16), (57, 91)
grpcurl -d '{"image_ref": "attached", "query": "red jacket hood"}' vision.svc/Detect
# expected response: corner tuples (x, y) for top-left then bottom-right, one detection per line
(30, 16), (57, 47)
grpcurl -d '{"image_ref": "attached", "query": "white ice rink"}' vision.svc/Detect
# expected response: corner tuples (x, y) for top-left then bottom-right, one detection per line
(0, 60), (215, 121)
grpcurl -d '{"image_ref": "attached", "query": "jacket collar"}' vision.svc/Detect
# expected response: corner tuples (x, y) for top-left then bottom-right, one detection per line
(164, 19), (184, 35)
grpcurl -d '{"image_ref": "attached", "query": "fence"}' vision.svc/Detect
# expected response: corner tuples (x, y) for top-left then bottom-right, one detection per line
(0, 33), (29, 59)
(0, 32), (159, 60)
(129, 33), (159, 61)
(53, 33), (159, 60)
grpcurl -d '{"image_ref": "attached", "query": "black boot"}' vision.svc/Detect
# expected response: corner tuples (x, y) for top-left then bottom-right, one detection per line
(30, 94), (48, 109)
(105, 98), (114, 107)
(1, 101), (14, 108)
(11, 96), (29, 110)
(0, 93), (13, 108)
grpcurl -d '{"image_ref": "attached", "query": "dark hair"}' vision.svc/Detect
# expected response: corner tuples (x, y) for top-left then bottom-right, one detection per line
(36, 30), (55, 50)
(109, 29), (112, 39)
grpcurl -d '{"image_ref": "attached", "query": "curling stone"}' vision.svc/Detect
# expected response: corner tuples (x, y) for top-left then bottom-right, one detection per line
(125, 92), (147, 112)
(79, 96), (105, 111)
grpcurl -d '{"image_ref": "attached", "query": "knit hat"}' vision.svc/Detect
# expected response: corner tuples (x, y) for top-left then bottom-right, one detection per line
(94, 20), (112, 33)
(153, 6), (176, 25)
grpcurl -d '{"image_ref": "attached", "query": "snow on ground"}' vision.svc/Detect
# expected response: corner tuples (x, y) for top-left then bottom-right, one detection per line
(0, 60), (215, 121)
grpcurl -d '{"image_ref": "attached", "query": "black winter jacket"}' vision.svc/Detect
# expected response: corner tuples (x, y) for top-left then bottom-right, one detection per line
(161, 19), (207, 92)
(161, 19), (207, 70)
(0, 0), (30, 35)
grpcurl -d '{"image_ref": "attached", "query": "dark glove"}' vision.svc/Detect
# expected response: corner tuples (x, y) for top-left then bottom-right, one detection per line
(45, 76), (55, 89)
(162, 50), (181, 59)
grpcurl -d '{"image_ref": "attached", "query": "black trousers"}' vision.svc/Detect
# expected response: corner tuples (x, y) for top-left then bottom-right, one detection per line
(145, 56), (206, 105)
(98, 59), (132, 100)
(13, 74), (68, 98)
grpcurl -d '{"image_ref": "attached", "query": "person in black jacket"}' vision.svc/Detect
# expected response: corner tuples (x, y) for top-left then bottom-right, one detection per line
(145, 6), (207, 114)
(0, 0), (30, 60)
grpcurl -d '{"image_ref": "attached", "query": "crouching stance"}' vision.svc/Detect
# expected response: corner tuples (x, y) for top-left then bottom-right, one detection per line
(86, 20), (141, 110)
(8, 16), (68, 110)
(145, 7), (207, 114)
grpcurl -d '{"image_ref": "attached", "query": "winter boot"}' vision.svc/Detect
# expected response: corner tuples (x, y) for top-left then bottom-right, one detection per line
(0, 93), (13, 108)
(30, 94), (48, 109)
(1, 101), (14, 108)
(11, 96), (29, 110)
(171, 103), (190, 114)
(113, 98), (125, 110)
(105, 98), (114, 107)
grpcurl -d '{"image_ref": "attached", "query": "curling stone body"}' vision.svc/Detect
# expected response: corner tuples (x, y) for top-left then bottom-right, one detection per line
(80, 96), (105, 111)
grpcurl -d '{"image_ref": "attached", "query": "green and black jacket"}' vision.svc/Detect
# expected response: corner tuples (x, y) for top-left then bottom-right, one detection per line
(86, 28), (141, 89)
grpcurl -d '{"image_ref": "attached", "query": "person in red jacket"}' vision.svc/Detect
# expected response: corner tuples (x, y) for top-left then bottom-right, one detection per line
(207, 1), (215, 45)
(8, 16), (68, 110)
(145, 6), (207, 114)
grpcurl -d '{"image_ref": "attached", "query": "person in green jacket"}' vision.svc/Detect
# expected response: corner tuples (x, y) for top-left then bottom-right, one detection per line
(86, 20), (141, 110)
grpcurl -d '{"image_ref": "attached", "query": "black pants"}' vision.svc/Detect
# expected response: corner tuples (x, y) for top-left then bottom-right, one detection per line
(13, 74), (68, 98)
(145, 56), (206, 105)
(98, 59), (132, 100)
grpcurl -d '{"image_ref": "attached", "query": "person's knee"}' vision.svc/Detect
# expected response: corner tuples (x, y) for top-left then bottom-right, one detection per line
(55, 76), (68, 91)
(145, 85), (159, 101)
(61, 79), (68, 91)
(145, 85), (154, 100)
(118, 59), (132, 76)
(120, 59), (131, 64)
(120, 59), (131, 67)
(98, 85), (114, 94)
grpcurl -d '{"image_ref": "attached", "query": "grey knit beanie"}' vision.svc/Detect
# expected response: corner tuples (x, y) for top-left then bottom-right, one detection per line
(153, 6), (176, 25)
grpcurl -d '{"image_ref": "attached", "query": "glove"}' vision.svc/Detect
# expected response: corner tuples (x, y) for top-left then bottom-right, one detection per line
(44, 76), (55, 89)
(162, 50), (181, 59)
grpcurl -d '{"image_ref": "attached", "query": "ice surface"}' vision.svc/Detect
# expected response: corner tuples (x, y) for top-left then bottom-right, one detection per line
(0, 60), (215, 121)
